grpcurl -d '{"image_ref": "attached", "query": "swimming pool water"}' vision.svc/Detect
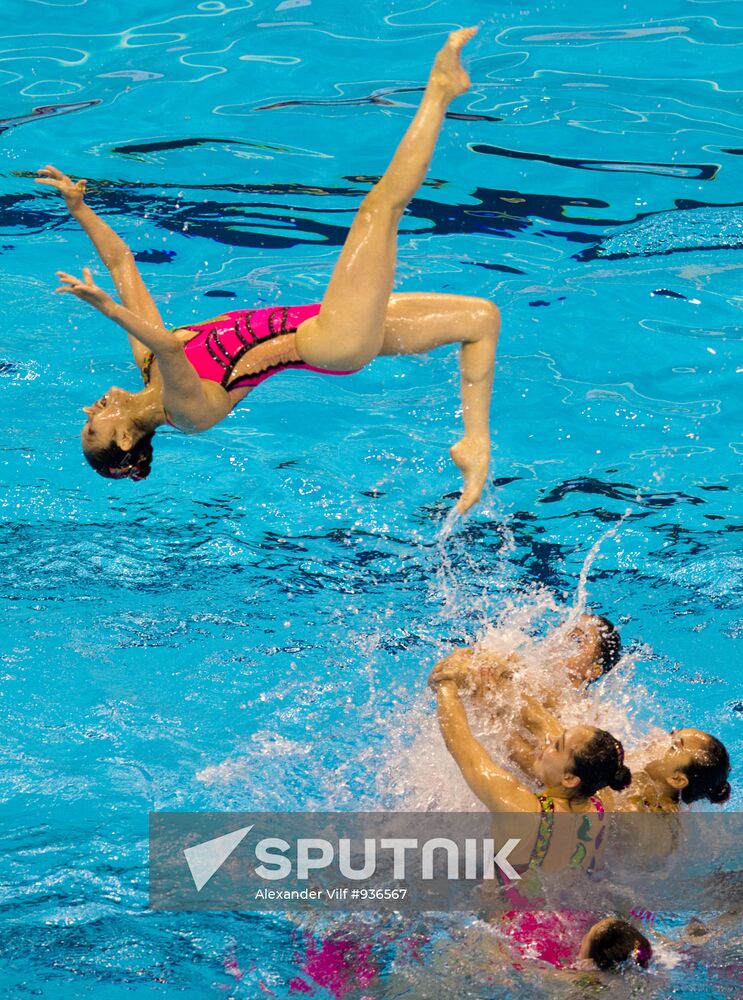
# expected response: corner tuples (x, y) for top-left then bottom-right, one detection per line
(1, 0), (741, 996)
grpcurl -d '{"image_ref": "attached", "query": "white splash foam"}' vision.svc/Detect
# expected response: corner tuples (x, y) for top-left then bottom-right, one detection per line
(378, 526), (664, 810)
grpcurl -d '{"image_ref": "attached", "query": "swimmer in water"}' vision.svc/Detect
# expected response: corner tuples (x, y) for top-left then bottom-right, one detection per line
(605, 728), (731, 813)
(574, 917), (653, 972)
(542, 613), (622, 688)
(35, 28), (498, 510)
(500, 914), (652, 974)
(433, 646), (731, 812)
(430, 665), (634, 975)
(429, 664), (631, 854)
(435, 612), (622, 712)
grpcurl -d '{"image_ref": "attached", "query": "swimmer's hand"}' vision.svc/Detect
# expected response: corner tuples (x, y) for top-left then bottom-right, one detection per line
(35, 165), (87, 213)
(429, 648), (516, 699)
(428, 648), (475, 688)
(54, 268), (115, 315)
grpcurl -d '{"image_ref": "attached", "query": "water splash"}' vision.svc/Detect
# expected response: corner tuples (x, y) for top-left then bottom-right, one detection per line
(377, 520), (662, 811)
(573, 508), (632, 618)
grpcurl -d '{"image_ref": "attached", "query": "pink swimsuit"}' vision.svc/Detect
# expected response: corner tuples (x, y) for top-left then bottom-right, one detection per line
(145, 304), (356, 405)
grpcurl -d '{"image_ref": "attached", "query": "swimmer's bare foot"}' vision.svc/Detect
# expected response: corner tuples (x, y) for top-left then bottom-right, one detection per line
(450, 435), (489, 513)
(429, 26), (478, 102)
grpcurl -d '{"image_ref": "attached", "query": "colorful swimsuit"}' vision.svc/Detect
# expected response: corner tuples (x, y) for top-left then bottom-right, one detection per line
(532, 793), (606, 872)
(497, 795), (607, 969)
(143, 303), (356, 403)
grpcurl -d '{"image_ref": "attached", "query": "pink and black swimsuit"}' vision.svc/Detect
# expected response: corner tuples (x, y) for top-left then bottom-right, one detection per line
(143, 303), (355, 405)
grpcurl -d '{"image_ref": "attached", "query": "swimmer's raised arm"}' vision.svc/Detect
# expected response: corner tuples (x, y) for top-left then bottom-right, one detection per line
(35, 165), (164, 374)
(486, 693), (562, 783)
(55, 268), (230, 431)
(430, 653), (546, 780)
(506, 730), (543, 782)
(428, 648), (476, 686)
(55, 268), (176, 354)
(431, 676), (539, 813)
(520, 694), (562, 744)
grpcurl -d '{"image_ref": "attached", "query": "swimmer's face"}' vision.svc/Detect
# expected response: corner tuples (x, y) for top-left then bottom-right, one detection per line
(81, 387), (139, 453)
(646, 728), (712, 787)
(562, 615), (604, 686)
(536, 724), (597, 790)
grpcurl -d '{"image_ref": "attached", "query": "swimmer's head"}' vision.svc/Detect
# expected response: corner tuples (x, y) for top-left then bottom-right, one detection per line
(537, 725), (632, 798)
(647, 729), (731, 805)
(563, 614), (622, 686)
(578, 918), (652, 971)
(81, 387), (154, 481)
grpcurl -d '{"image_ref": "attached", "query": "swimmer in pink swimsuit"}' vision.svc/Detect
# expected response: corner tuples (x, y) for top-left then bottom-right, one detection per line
(156, 305), (338, 392)
(289, 931), (378, 997)
(140, 303), (356, 425)
(37, 28), (499, 511)
(499, 912), (652, 973)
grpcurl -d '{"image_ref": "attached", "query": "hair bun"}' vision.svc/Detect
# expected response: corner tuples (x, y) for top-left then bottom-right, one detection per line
(709, 781), (731, 805)
(129, 456), (152, 481)
(609, 764), (632, 792)
(85, 429), (155, 481)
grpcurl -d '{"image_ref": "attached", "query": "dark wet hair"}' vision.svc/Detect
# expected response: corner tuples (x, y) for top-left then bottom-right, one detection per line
(570, 728), (632, 796)
(83, 430), (154, 481)
(593, 615), (622, 675)
(680, 733), (731, 805)
(587, 919), (652, 971)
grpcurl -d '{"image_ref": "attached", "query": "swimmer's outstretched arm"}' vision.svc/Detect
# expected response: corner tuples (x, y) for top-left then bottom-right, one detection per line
(520, 695), (562, 745)
(430, 675), (539, 813)
(430, 649), (544, 780)
(35, 165), (164, 374)
(54, 268), (231, 431)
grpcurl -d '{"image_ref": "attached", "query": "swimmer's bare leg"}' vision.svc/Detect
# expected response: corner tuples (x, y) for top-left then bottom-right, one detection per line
(379, 292), (499, 512)
(295, 26), (477, 372)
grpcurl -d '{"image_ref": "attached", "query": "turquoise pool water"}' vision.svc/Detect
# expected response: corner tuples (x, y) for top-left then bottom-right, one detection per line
(1, 0), (741, 995)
